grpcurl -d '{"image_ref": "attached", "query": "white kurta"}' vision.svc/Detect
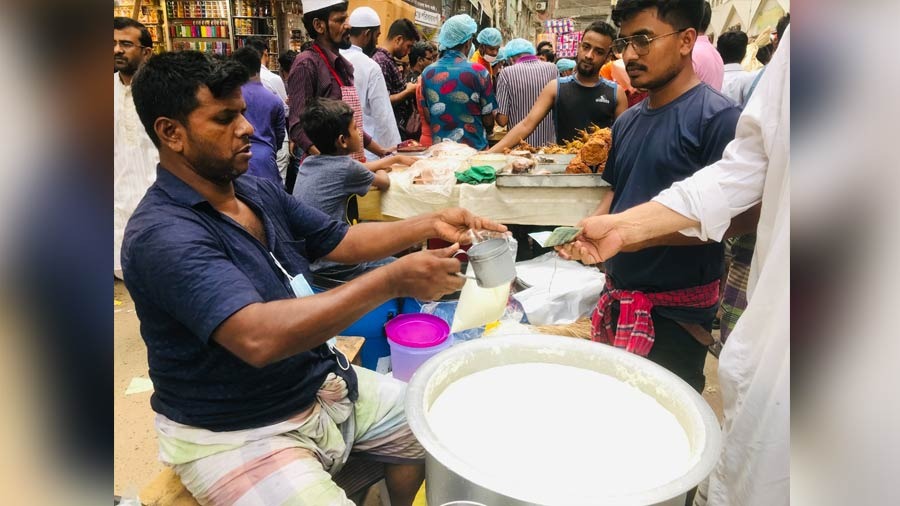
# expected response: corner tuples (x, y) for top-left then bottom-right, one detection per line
(340, 45), (401, 159)
(653, 28), (791, 506)
(114, 72), (159, 279)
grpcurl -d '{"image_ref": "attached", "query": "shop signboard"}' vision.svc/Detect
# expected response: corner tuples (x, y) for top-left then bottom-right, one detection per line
(405, 0), (442, 27)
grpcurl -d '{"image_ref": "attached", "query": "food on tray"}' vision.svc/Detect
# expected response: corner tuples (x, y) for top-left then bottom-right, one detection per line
(565, 154), (592, 174)
(581, 137), (610, 166)
(509, 157), (536, 174)
(508, 125), (612, 174)
(503, 141), (539, 154)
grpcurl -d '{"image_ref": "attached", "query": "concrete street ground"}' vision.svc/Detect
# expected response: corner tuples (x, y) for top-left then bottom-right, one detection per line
(114, 280), (724, 499)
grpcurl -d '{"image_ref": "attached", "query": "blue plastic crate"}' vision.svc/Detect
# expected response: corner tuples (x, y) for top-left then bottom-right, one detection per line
(312, 277), (422, 370)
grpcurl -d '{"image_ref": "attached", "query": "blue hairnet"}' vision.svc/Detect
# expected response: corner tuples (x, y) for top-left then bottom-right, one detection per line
(439, 14), (478, 51)
(503, 38), (536, 58)
(491, 47), (507, 66)
(556, 58), (576, 71)
(476, 27), (502, 47)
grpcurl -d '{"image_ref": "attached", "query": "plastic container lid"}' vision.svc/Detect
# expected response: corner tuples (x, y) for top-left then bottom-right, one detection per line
(385, 313), (450, 348)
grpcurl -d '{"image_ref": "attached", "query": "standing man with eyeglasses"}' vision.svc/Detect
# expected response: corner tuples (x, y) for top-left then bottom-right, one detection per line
(114, 17), (158, 279)
(570, 0), (741, 395)
(489, 21), (628, 152)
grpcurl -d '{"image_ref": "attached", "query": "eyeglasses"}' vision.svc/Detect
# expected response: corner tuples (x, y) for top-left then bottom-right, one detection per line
(612, 29), (687, 56)
(114, 40), (144, 50)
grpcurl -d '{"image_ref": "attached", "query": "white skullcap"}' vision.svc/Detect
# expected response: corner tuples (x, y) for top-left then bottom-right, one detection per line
(348, 6), (381, 28)
(301, 0), (345, 14)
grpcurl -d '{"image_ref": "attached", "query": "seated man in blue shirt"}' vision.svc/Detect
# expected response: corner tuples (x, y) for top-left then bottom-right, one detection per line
(124, 51), (506, 506)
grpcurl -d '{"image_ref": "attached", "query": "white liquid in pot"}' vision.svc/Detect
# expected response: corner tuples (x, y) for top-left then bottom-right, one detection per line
(427, 363), (691, 504)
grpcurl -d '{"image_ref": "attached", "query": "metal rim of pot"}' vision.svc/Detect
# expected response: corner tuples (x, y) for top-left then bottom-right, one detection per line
(406, 333), (723, 506)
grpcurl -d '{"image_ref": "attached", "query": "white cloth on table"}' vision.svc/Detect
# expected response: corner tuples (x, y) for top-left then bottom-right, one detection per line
(114, 72), (158, 279)
(379, 178), (610, 226)
(654, 28), (791, 506)
(340, 45), (401, 160)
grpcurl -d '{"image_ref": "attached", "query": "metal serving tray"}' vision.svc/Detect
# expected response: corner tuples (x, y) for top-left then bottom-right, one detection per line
(495, 173), (610, 188)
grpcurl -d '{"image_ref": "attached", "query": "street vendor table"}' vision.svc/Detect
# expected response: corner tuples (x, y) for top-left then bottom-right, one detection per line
(359, 182), (611, 226)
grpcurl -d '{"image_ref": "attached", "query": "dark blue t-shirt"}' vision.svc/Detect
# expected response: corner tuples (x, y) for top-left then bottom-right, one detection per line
(122, 166), (352, 431)
(602, 84), (740, 323)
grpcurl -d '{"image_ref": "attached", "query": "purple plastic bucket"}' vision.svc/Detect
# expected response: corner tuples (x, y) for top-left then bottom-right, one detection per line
(386, 313), (451, 382)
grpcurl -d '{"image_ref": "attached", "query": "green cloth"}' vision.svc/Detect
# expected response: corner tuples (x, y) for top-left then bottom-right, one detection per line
(456, 165), (497, 185)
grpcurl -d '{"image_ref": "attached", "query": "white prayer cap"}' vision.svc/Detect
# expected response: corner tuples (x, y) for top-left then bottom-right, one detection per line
(301, 0), (345, 14)
(348, 7), (381, 28)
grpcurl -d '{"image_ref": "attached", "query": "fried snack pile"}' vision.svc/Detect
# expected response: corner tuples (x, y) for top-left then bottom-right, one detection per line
(503, 125), (612, 174)
(564, 125), (611, 174)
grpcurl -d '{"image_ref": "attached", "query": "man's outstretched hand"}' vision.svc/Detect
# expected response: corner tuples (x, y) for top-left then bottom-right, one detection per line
(555, 215), (626, 265)
(432, 208), (508, 244)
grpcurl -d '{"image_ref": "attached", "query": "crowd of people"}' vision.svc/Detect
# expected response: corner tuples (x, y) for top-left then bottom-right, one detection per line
(113, 0), (790, 503)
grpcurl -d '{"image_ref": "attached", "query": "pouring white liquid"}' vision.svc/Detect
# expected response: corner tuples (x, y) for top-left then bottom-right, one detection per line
(427, 363), (691, 504)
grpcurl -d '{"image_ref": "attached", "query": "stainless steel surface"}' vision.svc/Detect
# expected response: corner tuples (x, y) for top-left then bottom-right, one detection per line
(466, 238), (516, 288)
(496, 173), (610, 187)
(406, 334), (722, 506)
(534, 153), (576, 164)
(532, 163), (569, 173)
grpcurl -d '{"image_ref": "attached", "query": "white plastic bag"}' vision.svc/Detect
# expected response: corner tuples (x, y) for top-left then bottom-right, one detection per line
(426, 139), (477, 160)
(391, 157), (464, 201)
(512, 253), (606, 325)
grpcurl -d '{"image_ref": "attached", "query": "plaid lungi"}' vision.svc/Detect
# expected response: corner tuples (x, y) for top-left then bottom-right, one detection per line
(155, 366), (424, 505)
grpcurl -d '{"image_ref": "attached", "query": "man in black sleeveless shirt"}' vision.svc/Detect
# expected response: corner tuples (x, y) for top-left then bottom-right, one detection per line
(490, 21), (628, 152)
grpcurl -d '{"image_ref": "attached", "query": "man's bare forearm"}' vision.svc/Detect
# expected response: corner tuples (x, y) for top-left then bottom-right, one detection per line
(619, 203), (761, 251)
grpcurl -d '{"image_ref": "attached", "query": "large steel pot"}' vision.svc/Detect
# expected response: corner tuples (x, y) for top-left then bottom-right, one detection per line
(405, 334), (722, 506)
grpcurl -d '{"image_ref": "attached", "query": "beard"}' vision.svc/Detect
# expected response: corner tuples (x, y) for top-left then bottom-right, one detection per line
(363, 38), (377, 56)
(336, 33), (351, 50)
(575, 59), (600, 78)
(114, 57), (139, 76)
(627, 59), (680, 91)
(185, 132), (248, 184)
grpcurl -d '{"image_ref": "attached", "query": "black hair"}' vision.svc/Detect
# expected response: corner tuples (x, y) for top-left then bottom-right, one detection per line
(538, 48), (556, 62)
(584, 20), (617, 40)
(244, 36), (268, 55)
(611, 0), (704, 31)
(349, 26), (373, 37)
(300, 97), (354, 155)
(131, 51), (249, 148)
(388, 18), (420, 41)
(699, 1), (712, 32)
(278, 50), (298, 72)
(302, 2), (349, 40)
(776, 12), (790, 37)
(536, 41), (553, 52)
(756, 44), (772, 64)
(716, 29), (747, 64)
(409, 41), (436, 66)
(232, 46), (261, 75)
(114, 16), (152, 48)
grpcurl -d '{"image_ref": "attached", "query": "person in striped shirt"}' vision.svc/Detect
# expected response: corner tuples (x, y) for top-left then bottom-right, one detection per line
(490, 21), (628, 152)
(494, 39), (559, 148)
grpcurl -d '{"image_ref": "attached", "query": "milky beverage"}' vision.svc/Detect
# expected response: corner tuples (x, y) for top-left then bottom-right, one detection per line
(427, 363), (691, 504)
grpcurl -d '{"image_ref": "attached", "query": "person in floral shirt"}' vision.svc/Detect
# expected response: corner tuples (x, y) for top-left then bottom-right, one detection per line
(419, 14), (497, 150)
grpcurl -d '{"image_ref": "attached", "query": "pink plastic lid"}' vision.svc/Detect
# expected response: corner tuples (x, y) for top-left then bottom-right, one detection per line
(385, 313), (450, 348)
